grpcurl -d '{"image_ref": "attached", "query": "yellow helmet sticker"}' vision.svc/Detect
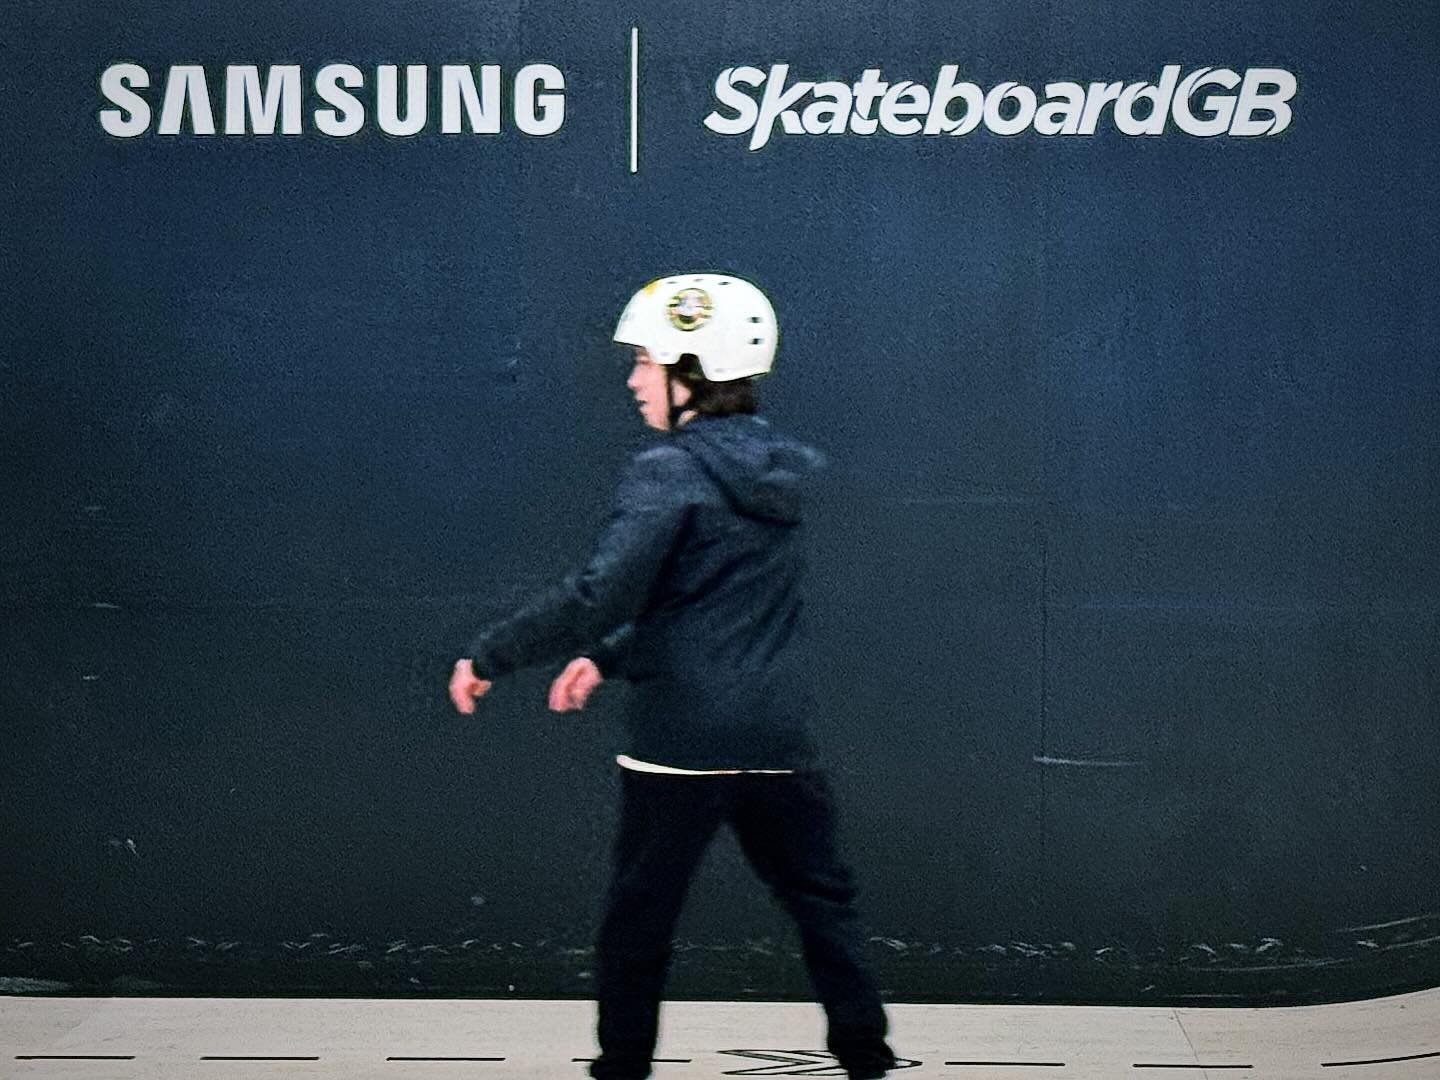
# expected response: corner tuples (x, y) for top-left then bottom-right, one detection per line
(667, 287), (713, 331)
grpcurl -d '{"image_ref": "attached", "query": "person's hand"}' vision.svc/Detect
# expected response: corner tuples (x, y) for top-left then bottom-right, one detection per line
(449, 659), (493, 714)
(548, 657), (603, 713)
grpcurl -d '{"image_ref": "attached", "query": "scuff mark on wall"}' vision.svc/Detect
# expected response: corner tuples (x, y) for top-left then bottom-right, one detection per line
(1033, 755), (1145, 768)
(1335, 914), (1439, 933)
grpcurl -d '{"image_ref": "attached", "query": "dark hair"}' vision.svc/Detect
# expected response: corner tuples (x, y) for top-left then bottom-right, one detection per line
(670, 353), (760, 416)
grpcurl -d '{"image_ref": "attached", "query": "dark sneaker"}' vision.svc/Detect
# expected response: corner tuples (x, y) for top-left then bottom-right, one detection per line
(842, 1045), (898, 1079)
(588, 1056), (650, 1080)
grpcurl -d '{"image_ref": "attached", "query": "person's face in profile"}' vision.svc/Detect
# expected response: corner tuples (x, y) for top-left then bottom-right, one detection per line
(626, 348), (692, 431)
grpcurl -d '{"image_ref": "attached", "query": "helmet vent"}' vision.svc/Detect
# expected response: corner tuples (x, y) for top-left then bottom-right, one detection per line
(748, 316), (761, 323)
(750, 338), (763, 345)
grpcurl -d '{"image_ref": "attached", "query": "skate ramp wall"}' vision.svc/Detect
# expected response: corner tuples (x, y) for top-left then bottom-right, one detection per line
(2, 0), (1437, 1003)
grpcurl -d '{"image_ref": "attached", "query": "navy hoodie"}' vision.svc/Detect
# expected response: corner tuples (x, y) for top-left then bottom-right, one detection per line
(467, 413), (826, 770)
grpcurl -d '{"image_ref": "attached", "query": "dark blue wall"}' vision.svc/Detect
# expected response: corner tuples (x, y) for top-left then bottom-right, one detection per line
(2, 0), (1437, 1003)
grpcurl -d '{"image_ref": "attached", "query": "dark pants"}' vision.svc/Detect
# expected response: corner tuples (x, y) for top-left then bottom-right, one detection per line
(590, 768), (896, 1080)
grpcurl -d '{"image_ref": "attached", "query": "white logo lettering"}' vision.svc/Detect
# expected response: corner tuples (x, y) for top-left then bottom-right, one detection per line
(441, 64), (502, 135)
(924, 66), (983, 135)
(703, 66), (765, 135)
(705, 64), (1297, 148)
(750, 64), (814, 150)
(1231, 67), (1296, 136)
(376, 65), (427, 137)
(983, 81), (1038, 137)
(1172, 67), (1242, 137)
(224, 65), (302, 135)
(99, 64), (151, 138)
(157, 66), (215, 136)
(315, 64), (365, 137)
(849, 69), (887, 135)
(1114, 65), (1181, 136)
(800, 81), (851, 135)
(514, 63), (565, 136)
(103, 63), (567, 138)
(879, 80), (929, 136)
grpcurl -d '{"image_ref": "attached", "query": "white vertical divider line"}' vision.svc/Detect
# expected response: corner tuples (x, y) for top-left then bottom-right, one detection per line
(629, 26), (639, 173)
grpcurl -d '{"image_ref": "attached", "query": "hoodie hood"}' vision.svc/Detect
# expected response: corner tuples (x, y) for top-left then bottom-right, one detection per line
(673, 414), (827, 525)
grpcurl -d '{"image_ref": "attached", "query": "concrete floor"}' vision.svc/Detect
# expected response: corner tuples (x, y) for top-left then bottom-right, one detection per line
(2, 989), (1438, 1079)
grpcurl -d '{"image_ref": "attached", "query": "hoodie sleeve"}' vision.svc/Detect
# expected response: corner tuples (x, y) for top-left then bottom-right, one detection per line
(466, 447), (691, 679)
(585, 623), (634, 680)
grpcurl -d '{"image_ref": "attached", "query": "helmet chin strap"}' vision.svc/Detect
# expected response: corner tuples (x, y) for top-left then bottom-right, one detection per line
(665, 368), (688, 432)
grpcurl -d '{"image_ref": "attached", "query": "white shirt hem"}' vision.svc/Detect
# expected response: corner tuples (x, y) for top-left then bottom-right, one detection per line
(615, 754), (795, 776)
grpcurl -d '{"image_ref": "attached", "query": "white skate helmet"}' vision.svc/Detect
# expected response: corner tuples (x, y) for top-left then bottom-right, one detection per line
(613, 273), (777, 382)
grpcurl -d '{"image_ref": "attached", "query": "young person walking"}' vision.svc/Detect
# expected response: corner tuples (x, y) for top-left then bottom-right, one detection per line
(450, 274), (897, 1080)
